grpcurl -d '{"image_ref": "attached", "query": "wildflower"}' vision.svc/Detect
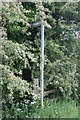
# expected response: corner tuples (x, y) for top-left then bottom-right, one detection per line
(59, 87), (64, 92)
(21, 80), (24, 86)
(55, 81), (59, 85)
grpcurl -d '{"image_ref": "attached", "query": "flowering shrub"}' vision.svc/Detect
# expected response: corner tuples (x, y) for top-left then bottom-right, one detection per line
(2, 2), (30, 33)
(44, 57), (78, 99)
(2, 40), (27, 76)
(1, 64), (37, 118)
(1, 26), (37, 79)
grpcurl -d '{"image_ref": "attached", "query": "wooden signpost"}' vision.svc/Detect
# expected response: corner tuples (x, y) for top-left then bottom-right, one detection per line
(31, 20), (44, 109)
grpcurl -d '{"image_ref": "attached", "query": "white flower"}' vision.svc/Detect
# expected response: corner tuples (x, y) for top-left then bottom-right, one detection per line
(59, 87), (63, 92)
(21, 80), (24, 85)
(5, 55), (8, 59)
(55, 81), (59, 85)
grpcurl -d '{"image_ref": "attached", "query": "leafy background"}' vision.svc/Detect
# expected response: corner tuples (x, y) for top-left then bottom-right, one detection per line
(0, 1), (79, 118)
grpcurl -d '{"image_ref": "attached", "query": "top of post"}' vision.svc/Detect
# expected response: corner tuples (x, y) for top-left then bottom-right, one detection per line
(30, 20), (42, 28)
(30, 19), (51, 29)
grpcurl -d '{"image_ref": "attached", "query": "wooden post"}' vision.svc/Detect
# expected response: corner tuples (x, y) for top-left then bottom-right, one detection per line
(33, 78), (39, 93)
(30, 21), (44, 109)
(41, 22), (44, 109)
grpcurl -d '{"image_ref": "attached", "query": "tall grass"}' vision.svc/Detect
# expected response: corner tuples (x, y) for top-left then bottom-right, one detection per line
(31, 100), (78, 118)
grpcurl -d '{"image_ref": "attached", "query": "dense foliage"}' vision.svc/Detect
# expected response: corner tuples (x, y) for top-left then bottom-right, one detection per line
(1, 1), (79, 118)
(1, 64), (38, 118)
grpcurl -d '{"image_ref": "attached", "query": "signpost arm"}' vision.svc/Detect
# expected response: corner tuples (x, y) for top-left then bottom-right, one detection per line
(41, 22), (44, 109)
